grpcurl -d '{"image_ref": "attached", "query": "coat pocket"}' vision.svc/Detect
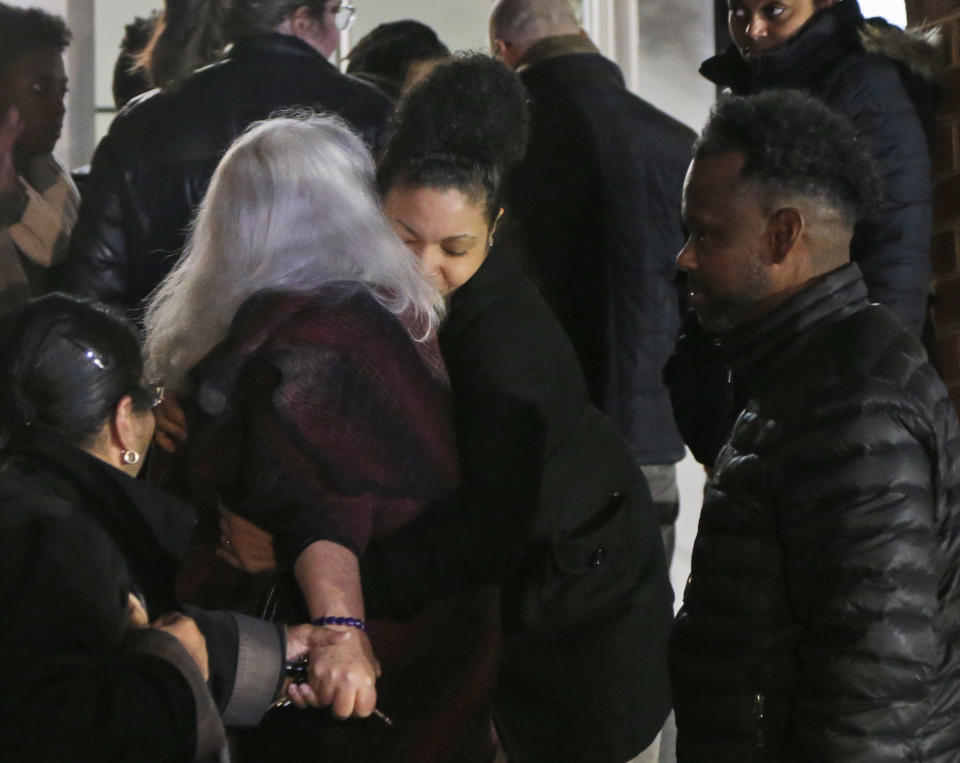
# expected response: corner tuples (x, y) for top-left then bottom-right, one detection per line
(533, 490), (643, 626)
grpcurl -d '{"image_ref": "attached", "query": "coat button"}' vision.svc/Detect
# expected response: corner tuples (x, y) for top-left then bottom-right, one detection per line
(588, 547), (607, 567)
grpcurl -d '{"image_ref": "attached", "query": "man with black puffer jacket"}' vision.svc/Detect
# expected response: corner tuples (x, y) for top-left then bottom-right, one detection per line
(670, 89), (960, 762)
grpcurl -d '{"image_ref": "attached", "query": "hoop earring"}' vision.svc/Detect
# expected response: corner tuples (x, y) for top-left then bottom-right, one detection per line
(122, 449), (140, 466)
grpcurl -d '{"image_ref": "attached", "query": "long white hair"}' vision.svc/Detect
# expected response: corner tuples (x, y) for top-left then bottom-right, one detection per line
(144, 112), (444, 391)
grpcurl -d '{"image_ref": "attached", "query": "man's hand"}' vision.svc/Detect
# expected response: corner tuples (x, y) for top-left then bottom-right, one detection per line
(217, 510), (278, 573)
(153, 612), (209, 681)
(126, 593), (149, 628)
(153, 391), (189, 454)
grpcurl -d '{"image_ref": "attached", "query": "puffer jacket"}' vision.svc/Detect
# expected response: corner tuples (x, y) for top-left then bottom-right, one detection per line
(670, 263), (960, 762)
(55, 34), (391, 321)
(701, 0), (942, 335)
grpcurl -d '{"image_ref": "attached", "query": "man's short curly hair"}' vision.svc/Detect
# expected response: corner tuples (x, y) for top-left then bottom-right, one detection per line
(0, 4), (70, 78)
(695, 90), (882, 225)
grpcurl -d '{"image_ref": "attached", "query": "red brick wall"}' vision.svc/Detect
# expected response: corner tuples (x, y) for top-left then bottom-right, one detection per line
(907, 0), (960, 410)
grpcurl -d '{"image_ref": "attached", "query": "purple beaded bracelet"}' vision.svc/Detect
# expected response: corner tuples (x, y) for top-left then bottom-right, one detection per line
(312, 615), (367, 632)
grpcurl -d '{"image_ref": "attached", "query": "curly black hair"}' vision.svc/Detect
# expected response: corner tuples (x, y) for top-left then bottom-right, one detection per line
(0, 4), (70, 79)
(346, 20), (450, 100)
(695, 90), (882, 225)
(377, 53), (529, 223)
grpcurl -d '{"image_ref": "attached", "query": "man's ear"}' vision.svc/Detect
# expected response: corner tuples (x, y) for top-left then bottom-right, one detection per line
(764, 208), (804, 265)
(289, 5), (313, 34)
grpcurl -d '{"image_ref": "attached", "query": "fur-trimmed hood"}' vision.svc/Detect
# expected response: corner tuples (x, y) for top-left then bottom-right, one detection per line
(860, 17), (946, 83)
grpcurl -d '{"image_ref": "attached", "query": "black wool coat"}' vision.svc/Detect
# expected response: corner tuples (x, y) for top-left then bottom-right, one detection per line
(670, 264), (960, 762)
(362, 244), (673, 763)
(0, 436), (285, 762)
(700, 0), (938, 335)
(503, 37), (695, 471)
(56, 34), (391, 321)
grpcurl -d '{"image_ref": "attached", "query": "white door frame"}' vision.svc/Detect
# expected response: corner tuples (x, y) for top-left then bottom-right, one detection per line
(581, 0), (641, 94)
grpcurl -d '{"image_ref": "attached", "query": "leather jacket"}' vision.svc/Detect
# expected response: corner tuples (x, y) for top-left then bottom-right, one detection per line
(56, 34), (391, 321)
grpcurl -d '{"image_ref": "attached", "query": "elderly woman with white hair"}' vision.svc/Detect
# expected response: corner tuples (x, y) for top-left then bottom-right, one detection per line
(144, 114), (500, 762)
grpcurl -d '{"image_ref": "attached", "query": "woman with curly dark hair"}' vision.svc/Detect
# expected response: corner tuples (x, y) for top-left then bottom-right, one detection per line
(373, 54), (673, 763)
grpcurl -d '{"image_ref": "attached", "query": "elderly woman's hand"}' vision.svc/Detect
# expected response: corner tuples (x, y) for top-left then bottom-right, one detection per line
(290, 627), (381, 719)
(153, 391), (188, 454)
(217, 510), (278, 573)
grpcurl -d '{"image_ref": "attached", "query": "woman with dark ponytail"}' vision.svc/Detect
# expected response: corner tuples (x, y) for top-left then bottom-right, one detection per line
(57, 0), (391, 321)
(0, 293), (343, 761)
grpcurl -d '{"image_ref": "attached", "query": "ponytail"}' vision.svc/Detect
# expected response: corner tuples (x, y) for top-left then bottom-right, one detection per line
(0, 294), (152, 454)
(136, 0), (231, 89)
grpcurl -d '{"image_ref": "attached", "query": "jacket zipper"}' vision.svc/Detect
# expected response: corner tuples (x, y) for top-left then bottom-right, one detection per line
(754, 692), (765, 749)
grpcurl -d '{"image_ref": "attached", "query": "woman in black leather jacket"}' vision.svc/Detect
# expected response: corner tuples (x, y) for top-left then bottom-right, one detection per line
(56, 0), (390, 321)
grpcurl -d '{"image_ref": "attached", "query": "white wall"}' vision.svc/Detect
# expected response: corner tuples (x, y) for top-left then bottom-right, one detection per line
(92, 0), (158, 143)
(587, 0), (714, 133)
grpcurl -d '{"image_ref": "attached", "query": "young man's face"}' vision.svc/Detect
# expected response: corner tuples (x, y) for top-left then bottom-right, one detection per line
(0, 47), (67, 156)
(676, 151), (775, 333)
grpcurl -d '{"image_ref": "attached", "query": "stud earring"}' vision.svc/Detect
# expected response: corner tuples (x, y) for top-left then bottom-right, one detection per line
(122, 449), (140, 465)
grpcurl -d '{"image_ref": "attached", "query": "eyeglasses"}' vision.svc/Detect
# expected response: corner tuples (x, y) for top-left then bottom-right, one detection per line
(333, 2), (356, 31)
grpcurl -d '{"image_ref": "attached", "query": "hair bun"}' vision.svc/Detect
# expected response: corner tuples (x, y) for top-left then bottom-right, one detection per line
(389, 54), (529, 173)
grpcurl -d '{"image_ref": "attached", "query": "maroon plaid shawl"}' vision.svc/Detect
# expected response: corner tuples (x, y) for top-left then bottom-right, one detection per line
(183, 284), (500, 761)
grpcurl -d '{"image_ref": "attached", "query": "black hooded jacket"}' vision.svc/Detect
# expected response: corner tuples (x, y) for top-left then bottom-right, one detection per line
(670, 264), (960, 762)
(361, 244), (673, 763)
(700, 0), (940, 335)
(0, 436), (287, 762)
